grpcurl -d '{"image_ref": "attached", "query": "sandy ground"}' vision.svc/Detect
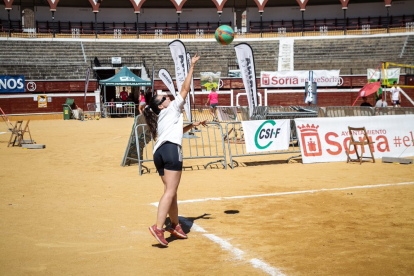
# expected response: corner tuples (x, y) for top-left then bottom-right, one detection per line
(0, 117), (413, 276)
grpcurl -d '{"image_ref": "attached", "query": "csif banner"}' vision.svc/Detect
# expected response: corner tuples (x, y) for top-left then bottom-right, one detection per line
(158, 68), (176, 98)
(169, 40), (192, 122)
(0, 75), (25, 93)
(261, 70), (341, 88)
(241, 119), (290, 153)
(295, 116), (414, 164)
(234, 43), (258, 118)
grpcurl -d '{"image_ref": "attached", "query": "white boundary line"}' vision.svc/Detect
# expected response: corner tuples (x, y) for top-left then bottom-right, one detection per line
(151, 181), (414, 276)
(179, 217), (286, 276)
(163, 182), (414, 205)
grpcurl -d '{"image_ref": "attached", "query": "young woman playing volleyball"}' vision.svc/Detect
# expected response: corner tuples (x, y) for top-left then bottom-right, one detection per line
(143, 53), (206, 246)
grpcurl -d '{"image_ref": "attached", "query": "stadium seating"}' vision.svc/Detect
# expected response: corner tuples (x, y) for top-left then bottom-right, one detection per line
(0, 35), (412, 80)
(294, 36), (413, 75)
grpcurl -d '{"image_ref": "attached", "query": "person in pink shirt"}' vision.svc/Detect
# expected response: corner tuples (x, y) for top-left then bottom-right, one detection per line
(138, 90), (146, 114)
(205, 87), (219, 121)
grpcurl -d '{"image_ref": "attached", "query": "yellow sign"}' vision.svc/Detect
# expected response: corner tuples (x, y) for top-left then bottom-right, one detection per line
(38, 95), (47, 108)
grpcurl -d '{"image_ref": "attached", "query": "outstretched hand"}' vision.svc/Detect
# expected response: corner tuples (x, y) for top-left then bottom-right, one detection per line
(192, 120), (207, 127)
(191, 53), (200, 66)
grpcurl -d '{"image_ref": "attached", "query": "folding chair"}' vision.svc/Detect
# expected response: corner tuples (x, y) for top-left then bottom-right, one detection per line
(7, 120), (34, 147)
(346, 126), (375, 164)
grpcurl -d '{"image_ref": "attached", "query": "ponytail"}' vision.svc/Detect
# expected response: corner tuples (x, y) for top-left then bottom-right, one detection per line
(143, 95), (163, 140)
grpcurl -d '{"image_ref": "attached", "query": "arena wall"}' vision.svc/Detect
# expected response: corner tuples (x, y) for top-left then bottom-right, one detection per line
(1, 2), (413, 27)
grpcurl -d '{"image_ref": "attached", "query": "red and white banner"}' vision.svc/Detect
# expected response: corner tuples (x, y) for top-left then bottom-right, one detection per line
(261, 70), (341, 88)
(295, 116), (414, 164)
(242, 119), (290, 153)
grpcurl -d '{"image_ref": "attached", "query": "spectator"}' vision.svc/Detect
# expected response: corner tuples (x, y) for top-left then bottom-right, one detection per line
(120, 87), (128, 101)
(375, 81), (383, 103)
(389, 81), (402, 107)
(360, 97), (372, 107)
(205, 87), (219, 121)
(139, 90), (146, 114)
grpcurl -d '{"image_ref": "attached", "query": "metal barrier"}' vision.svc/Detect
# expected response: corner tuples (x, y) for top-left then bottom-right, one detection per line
(121, 115), (151, 167)
(216, 106), (251, 122)
(265, 106), (319, 120)
(85, 103), (101, 119)
(323, 106), (374, 117)
(225, 121), (301, 169)
(103, 102), (135, 117)
(184, 106), (214, 122)
(251, 106), (268, 120)
(134, 122), (227, 175)
(183, 106), (251, 123)
(375, 107), (414, 116)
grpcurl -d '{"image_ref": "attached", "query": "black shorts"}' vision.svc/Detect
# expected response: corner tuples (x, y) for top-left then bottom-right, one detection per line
(153, 142), (183, 176)
(210, 103), (218, 109)
(392, 100), (400, 106)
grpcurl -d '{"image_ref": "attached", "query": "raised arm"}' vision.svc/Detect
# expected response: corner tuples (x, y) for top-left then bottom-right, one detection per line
(180, 53), (200, 100)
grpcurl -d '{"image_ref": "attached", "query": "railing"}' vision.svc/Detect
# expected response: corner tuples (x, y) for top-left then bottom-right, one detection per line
(103, 102), (135, 117)
(321, 106), (374, 117)
(1, 15), (412, 39)
(133, 122), (227, 175)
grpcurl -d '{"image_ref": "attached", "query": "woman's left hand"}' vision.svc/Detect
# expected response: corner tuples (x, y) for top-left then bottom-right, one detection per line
(192, 120), (208, 127)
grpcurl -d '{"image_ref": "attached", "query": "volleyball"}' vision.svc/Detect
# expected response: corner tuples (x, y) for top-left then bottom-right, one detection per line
(215, 25), (235, 45)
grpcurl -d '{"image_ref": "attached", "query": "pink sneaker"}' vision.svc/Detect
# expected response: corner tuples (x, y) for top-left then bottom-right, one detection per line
(167, 224), (188, 239)
(149, 225), (168, 246)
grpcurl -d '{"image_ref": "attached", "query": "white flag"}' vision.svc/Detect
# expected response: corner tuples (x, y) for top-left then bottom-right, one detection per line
(158, 68), (176, 98)
(169, 40), (192, 122)
(234, 43), (258, 118)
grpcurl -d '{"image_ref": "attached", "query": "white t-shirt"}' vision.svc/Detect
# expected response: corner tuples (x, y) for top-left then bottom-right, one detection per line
(152, 94), (185, 154)
(390, 86), (400, 101)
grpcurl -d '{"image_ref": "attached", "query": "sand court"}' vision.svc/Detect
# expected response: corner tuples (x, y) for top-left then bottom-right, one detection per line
(0, 118), (413, 275)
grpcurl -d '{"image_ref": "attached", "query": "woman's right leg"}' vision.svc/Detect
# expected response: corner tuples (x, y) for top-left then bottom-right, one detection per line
(155, 169), (182, 229)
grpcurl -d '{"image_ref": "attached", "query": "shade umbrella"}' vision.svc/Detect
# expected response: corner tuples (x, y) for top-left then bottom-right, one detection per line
(352, 81), (381, 106)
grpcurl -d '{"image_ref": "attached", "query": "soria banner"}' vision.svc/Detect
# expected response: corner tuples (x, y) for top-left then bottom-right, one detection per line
(295, 116), (414, 164)
(169, 40), (192, 122)
(261, 70), (341, 88)
(234, 43), (258, 117)
(241, 119), (290, 153)
(158, 68), (176, 98)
